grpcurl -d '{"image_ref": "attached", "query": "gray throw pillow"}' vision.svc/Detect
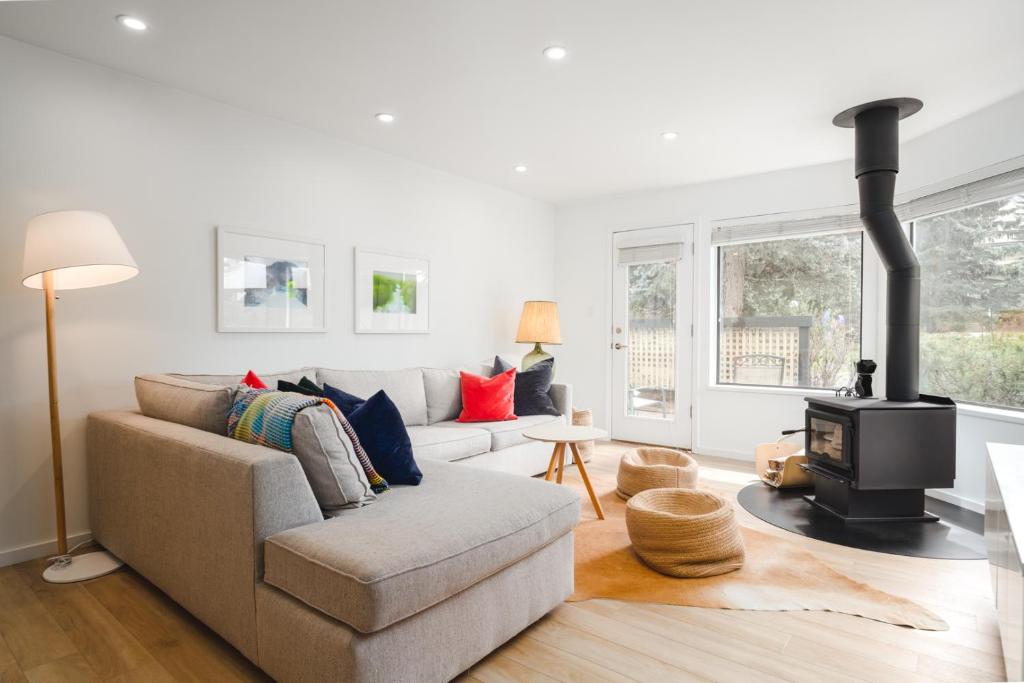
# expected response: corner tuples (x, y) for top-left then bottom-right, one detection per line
(291, 404), (376, 512)
(421, 367), (462, 424)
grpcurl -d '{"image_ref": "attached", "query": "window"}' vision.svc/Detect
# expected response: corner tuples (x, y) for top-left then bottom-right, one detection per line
(626, 261), (677, 418)
(717, 232), (863, 389)
(910, 193), (1024, 410)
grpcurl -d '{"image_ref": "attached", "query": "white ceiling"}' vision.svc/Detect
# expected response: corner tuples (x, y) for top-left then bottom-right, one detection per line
(2, 0), (1023, 204)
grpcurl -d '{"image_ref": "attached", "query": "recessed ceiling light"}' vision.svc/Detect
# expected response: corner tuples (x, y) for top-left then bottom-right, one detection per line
(660, 131), (680, 141)
(542, 45), (568, 61)
(375, 112), (396, 124)
(116, 15), (148, 31)
(513, 165), (528, 174)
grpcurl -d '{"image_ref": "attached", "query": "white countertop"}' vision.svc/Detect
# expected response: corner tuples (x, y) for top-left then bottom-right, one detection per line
(989, 442), (1024, 563)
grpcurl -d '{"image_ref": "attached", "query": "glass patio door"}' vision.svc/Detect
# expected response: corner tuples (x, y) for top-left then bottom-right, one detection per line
(610, 225), (693, 447)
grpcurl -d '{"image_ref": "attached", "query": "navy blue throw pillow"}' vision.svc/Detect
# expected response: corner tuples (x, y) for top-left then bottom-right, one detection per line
(322, 383), (366, 416)
(492, 356), (560, 417)
(326, 387), (422, 486)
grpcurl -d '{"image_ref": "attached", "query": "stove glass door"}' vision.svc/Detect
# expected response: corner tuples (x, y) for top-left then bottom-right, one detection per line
(806, 411), (852, 470)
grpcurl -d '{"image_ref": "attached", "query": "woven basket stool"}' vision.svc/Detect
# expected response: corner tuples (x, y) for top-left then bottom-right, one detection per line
(616, 447), (698, 500)
(625, 488), (745, 578)
(572, 408), (594, 460)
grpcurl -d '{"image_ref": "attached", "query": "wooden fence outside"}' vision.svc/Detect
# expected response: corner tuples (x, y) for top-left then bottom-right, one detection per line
(627, 316), (812, 390)
(628, 323), (676, 393)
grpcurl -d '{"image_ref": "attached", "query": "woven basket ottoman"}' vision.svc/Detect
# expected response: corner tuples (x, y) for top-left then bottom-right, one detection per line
(616, 447), (698, 500)
(625, 488), (745, 578)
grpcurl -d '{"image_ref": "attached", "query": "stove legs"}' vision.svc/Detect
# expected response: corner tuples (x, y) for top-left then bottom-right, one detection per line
(806, 474), (938, 523)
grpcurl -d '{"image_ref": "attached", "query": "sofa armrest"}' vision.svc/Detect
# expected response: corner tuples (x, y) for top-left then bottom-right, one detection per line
(548, 383), (573, 418)
(87, 410), (322, 661)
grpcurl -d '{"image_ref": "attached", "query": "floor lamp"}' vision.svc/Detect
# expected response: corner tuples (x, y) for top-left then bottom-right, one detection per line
(21, 210), (139, 583)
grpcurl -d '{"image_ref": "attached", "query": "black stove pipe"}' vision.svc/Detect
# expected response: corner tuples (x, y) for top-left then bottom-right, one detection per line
(834, 98), (923, 402)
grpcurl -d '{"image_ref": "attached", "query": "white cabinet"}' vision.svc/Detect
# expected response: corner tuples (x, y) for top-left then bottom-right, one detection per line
(987, 443), (1024, 682)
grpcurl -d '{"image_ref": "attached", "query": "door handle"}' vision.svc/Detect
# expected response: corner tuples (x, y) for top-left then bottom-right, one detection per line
(612, 342), (629, 350)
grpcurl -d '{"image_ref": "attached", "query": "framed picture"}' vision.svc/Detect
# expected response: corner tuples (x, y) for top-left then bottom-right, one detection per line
(354, 248), (429, 333)
(216, 226), (326, 332)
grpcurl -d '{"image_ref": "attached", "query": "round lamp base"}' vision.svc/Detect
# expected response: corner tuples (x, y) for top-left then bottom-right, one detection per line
(42, 550), (124, 584)
(521, 343), (553, 371)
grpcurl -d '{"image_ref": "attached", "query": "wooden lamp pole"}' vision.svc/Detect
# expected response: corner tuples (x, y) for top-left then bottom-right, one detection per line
(43, 270), (68, 556)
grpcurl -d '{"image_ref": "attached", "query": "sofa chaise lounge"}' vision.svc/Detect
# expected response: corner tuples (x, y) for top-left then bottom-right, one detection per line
(86, 366), (580, 682)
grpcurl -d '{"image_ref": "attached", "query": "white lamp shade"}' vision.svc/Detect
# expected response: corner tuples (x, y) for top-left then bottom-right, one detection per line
(22, 210), (139, 290)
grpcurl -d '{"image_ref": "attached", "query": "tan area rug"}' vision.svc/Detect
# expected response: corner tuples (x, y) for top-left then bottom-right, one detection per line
(565, 468), (948, 631)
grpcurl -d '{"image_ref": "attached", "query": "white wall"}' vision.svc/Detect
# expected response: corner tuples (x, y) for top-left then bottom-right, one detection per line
(0, 38), (556, 565)
(555, 91), (1024, 513)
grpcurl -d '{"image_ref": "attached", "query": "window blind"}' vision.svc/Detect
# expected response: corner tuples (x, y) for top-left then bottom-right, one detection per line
(711, 211), (862, 246)
(709, 165), (1024, 247)
(897, 166), (1024, 222)
(617, 242), (684, 266)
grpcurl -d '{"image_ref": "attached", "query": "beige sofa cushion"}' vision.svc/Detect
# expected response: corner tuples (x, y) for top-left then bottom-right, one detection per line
(263, 459), (579, 633)
(170, 368), (312, 387)
(134, 374), (236, 435)
(292, 405), (376, 511)
(437, 414), (562, 451)
(316, 368), (427, 426)
(406, 425), (489, 462)
(421, 367), (462, 424)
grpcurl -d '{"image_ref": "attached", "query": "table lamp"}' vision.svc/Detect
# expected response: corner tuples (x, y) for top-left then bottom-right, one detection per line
(22, 210), (139, 583)
(515, 300), (561, 370)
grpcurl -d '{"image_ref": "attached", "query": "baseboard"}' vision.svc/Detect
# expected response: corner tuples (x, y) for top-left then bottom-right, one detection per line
(0, 530), (92, 569)
(926, 488), (985, 515)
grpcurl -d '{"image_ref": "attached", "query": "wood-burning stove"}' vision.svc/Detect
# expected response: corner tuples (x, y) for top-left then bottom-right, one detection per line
(799, 97), (959, 523)
(802, 395), (956, 522)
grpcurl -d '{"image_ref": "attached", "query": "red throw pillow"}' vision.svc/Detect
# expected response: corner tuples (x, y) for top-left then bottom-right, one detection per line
(242, 370), (267, 389)
(457, 369), (517, 423)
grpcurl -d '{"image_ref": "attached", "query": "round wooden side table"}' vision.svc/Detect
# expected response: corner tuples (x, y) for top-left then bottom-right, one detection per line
(524, 424), (607, 520)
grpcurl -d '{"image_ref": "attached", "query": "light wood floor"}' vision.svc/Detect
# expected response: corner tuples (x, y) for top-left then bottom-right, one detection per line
(0, 442), (1005, 682)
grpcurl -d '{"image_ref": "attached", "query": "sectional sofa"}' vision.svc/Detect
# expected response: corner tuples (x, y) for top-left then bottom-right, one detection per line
(86, 366), (580, 682)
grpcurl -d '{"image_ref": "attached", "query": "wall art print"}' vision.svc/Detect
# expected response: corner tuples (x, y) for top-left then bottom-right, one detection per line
(217, 226), (326, 332)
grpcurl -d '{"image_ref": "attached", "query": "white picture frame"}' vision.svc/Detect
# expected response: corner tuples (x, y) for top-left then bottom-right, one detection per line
(216, 226), (326, 333)
(354, 248), (430, 334)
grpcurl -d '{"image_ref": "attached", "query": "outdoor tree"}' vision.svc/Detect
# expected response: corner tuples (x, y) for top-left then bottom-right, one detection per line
(916, 194), (1024, 408)
(915, 195), (1024, 333)
(720, 233), (862, 387)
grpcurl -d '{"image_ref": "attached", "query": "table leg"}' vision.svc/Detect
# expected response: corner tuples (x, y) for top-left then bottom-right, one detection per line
(544, 444), (559, 481)
(570, 442), (604, 520)
(555, 442), (566, 484)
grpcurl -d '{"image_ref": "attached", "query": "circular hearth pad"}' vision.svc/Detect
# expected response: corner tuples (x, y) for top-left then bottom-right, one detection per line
(737, 483), (985, 560)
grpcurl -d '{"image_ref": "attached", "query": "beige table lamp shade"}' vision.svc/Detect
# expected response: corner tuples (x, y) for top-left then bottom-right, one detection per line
(22, 210), (138, 290)
(515, 300), (562, 344)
